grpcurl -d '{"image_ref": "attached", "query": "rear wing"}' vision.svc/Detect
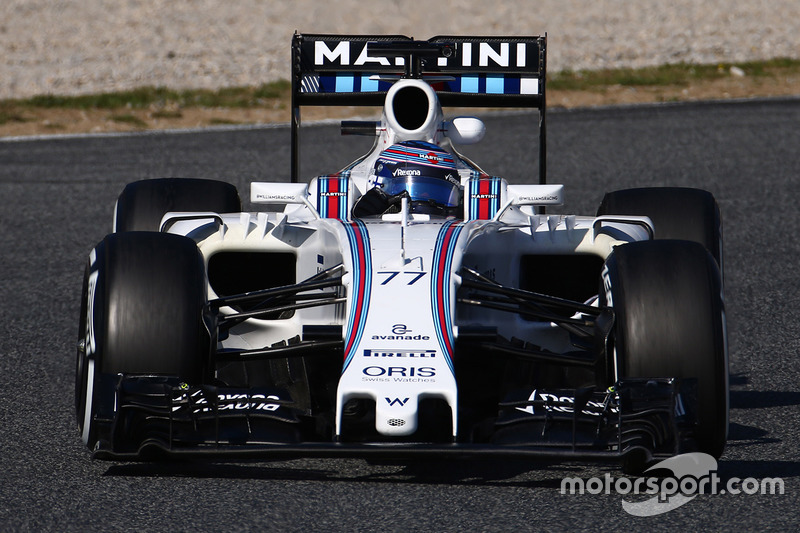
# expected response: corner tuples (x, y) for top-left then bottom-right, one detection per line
(290, 33), (548, 183)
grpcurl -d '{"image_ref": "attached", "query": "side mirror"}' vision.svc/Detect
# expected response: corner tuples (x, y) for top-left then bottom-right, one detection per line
(444, 117), (485, 145)
(251, 182), (310, 205)
(507, 184), (564, 207)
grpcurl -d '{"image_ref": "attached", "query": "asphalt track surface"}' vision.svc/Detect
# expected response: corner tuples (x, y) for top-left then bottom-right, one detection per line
(1, 99), (799, 531)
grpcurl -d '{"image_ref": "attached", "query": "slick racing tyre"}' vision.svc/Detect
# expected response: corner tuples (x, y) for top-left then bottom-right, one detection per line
(113, 178), (241, 232)
(597, 187), (723, 272)
(75, 232), (211, 450)
(600, 240), (728, 460)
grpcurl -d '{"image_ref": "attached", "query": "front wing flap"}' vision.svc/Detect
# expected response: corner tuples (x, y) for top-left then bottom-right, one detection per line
(92, 376), (696, 464)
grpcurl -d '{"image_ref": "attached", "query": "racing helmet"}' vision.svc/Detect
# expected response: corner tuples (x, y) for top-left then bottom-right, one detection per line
(372, 141), (461, 215)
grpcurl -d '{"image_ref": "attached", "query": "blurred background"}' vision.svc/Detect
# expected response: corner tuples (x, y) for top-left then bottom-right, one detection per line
(3, 0), (799, 99)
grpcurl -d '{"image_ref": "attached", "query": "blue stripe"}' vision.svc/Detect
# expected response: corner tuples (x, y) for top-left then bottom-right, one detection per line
(317, 176), (352, 219)
(461, 76), (479, 93)
(504, 76), (521, 94)
(335, 74), (354, 93)
(441, 226), (460, 375)
(486, 74), (504, 94)
(338, 177), (349, 219)
(430, 221), (463, 376)
(308, 73), (536, 95)
(318, 179), (329, 218)
(469, 180), (478, 219)
(468, 177), (502, 219)
(319, 75), (336, 93)
(361, 75), (379, 92)
(491, 178), (501, 218)
(341, 220), (371, 373)
(380, 144), (456, 167)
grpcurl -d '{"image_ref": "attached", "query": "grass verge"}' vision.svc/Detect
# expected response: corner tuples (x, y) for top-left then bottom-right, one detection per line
(0, 59), (797, 133)
(548, 57), (800, 91)
(12, 80), (291, 111)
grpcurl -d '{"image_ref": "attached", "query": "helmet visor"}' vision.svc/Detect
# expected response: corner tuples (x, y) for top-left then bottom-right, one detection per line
(380, 175), (461, 207)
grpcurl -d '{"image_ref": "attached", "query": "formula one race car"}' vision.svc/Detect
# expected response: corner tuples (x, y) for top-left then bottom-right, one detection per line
(75, 34), (728, 470)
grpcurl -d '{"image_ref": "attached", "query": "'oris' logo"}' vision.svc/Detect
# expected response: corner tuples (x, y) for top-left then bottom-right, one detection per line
(362, 366), (436, 377)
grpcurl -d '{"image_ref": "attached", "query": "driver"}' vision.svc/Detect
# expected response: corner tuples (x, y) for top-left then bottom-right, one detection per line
(353, 141), (462, 218)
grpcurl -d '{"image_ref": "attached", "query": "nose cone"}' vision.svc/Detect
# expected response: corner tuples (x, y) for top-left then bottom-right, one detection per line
(375, 395), (418, 436)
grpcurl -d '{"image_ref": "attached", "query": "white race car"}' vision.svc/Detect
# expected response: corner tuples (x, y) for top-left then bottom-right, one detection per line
(76, 34), (727, 471)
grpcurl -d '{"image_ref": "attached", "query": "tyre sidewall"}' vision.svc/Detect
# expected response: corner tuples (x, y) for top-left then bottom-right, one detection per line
(76, 241), (107, 448)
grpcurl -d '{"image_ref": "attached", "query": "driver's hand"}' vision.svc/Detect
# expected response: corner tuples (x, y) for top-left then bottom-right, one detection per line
(352, 188), (408, 217)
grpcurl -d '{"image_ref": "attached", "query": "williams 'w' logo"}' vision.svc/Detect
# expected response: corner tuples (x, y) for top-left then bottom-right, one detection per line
(386, 397), (409, 407)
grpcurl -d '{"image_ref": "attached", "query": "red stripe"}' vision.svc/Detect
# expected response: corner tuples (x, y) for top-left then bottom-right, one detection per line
(343, 223), (367, 359)
(478, 179), (491, 220)
(435, 226), (456, 356)
(328, 179), (340, 219)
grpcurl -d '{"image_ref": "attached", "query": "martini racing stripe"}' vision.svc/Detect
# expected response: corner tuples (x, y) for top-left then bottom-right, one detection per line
(441, 74), (539, 95)
(341, 220), (371, 372)
(317, 175), (350, 219)
(431, 221), (464, 376)
(468, 176), (502, 220)
(379, 142), (457, 168)
(312, 73), (395, 94)
(302, 73), (539, 96)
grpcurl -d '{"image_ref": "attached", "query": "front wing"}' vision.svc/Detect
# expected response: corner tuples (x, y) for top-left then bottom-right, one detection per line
(91, 375), (696, 465)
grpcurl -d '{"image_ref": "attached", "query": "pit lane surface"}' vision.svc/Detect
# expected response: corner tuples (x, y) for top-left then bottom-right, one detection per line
(1, 99), (799, 530)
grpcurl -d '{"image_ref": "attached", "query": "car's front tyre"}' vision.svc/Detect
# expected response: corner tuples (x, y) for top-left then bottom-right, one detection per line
(600, 239), (728, 461)
(75, 232), (211, 450)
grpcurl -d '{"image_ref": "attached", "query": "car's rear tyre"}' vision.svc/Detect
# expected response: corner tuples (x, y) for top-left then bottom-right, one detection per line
(601, 240), (728, 460)
(75, 232), (211, 449)
(597, 187), (723, 271)
(114, 178), (241, 232)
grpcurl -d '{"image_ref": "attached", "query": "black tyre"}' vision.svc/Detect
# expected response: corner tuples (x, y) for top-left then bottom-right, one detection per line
(597, 187), (723, 270)
(114, 178), (241, 232)
(75, 232), (211, 449)
(601, 240), (728, 459)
